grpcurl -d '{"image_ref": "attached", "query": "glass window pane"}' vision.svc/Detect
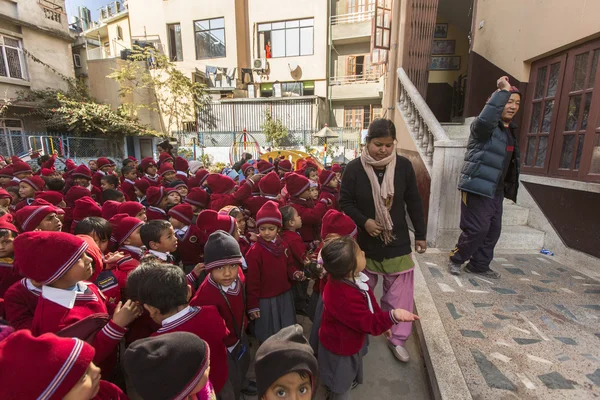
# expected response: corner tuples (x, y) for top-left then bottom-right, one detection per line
(258, 23), (271, 31)
(210, 18), (224, 29)
(529, 102), (541, 133)
(272, 22), (285, 30)
(546, 62), (560, 97)
(589, 134), (600, 174)
(0, 48), (7, 77)
(535, 136), (548, 167)
(300, 19), (314, 27)
(525, 136), (536, 166)
(565, 95), (581, 131)
(589, 49), (599, 88)
(559, 135), (575, 169)
(271, 30), (285, 57)
(300, 27), (313, 56)
(534, 66), (547, 99)
(575, 134), (585, 170)
(285, 28), (299, 57)
(286, 20), (300, 28)
(572, 53), (589, 91)
(195, 20), (209, 31)
(5, 47), (23, 79)
(541, 100), (554, 133)
(582, 93), (592, 130)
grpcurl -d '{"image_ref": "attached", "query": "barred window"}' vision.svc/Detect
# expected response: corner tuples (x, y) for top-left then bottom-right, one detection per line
(0, 35), (27, 80)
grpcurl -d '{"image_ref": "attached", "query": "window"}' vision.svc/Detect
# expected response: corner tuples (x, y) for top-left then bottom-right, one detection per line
(344, 105), (382, 128)
(194, 17), (226, 59)
(117, 25), (123, 41)
(167, 23), (183, 61)
(73, 53), (81, 68)
(0, 35), (27, 80)
(258, 18), (314, 58)
(347, 0), (376, 14)
(259, 81), (313, 97)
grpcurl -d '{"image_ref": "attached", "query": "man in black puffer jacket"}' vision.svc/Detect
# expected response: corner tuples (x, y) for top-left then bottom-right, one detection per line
(448, 76), (521, 279)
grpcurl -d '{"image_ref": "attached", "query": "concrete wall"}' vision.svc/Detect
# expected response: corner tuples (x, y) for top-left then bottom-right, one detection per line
(331, 42), (371, 77)
(472, 0), (600, 82)
(428, 16), (469, 85)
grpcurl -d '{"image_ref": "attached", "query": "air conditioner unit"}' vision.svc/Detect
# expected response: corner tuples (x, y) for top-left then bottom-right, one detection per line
(253, 58), (267, 70)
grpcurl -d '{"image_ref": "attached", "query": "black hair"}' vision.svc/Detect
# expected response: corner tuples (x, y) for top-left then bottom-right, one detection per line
(6, 186), (19, 198)
(122, 159), (134, 168)
(46, 178), (65, 192)
(280, 205), (296, 228)
(122, 165), (136, 176)
(0, 228), (16, 240)
(169, 180), (186, 188)
(366, 118), (396, 142)
(101, 174), (120, 188)
(321, 236), (360, 280)
(37, 154), (50, 167)
(157, 140), (174, 154)
(74, 216), (112, 241)
(127, 262), (188, 313)
(140, 220), (172, 249)
(304, 167), (317, 178)
(102, 188), (125, 202)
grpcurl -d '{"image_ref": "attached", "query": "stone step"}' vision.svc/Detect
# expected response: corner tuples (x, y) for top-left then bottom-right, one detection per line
(502, 203), (529, 226)
(436, 225), (545, 250)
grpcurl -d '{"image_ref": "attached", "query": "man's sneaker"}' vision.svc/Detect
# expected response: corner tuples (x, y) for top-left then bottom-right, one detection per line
(387, 342), (410, 362)
(464, 264), (501, 279)
(241, 380), (258, 396)
(448, 262), (462, 276)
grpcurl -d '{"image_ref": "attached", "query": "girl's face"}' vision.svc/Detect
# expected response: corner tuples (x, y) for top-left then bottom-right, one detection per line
(309, 187), (319, 200)
(135, 209), (147, 222)
(163, 171), (176, 182)
(18, 182), (35, 199)
(167, 192), (181, 205)
(235, 213), (246, 234)
(63, 362), (101, 400)
(169, 217), (186, 230)
(134, 188), (144, 198)
(0, 198), (10, 208)
(264, 372), (312, 400)
(258, 223), (279, 242)
(328, 179), (339, 189)
(74, 177), (90, 187)
(308, 171), (318, 182)
(177, 187), (188, 197)
(146, 165), (157, 176)
(0, 231), (15, 258)
(353, 244), (366, 277)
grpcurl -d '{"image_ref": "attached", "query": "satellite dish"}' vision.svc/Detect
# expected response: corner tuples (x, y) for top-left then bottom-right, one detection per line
(288, 63), (302, 80)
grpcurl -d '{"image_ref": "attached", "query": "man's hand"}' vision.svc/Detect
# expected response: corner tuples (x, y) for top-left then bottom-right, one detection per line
(497, 76), (511, 91)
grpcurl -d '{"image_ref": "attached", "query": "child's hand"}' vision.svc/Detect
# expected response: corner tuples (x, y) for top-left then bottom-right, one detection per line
(393, 309), (420, 322)
(249, 232), (258, 242)
(112, 300), (142, 328)
(384, 329), (392, 338)
(249, 311), (260, 320)
(104, 251), (125, 264)
(250, 174), (264, 183)
(293, 271), (306, 281)
(192, 263), (205, 277)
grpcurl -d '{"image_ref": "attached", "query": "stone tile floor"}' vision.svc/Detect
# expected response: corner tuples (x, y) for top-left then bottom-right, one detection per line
(417, 253), (600, 399)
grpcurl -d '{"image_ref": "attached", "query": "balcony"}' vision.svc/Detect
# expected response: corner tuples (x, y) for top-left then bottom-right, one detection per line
(330, 11), (374, 44)
(329, 71), (384, 100)
(99, 1), (127, 23)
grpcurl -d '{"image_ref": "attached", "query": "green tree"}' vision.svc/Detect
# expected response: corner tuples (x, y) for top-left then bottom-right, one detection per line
(261, 109), (289, 148)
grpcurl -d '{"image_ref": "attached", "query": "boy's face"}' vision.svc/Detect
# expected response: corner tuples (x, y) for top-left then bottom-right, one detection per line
(37, 213), (62, 232)
(88, 160), (97, 170)
(328, 178), (339, 189)
(245, 169), (255, 178)
(0, 198), (11, 208)
(298, 189), (311, 200)
(100, 180), (114, 191)
(124, 171), (138, 181)
(210, 264), (239, 287)
(309, 187), (319, 200)
(258, 223), (278, 242)
(151, 225), (178, 253)
(56, 252), (93, 287)
(100, 165), (113, 174)
(163, 171), (176, 182)
(169, 217), (186, 230)
(290, 209), (302, 230)
(89, 232), (109, 253)
(15, 171), (32, 180)
(146, 165), (157, 176)
(18, 182), (35, 199)
(235, 214), (246, 234)
(308, 171), (318, 182)
(136, 209), (147, 222)
(0, 231), (15, 258)
(167, 192), (181, 205)
(264, 371), (312, 400)
(0, 177), (11, 185)
(63, 362), (101, 400)
(176, 187), (188, 197)
(74, 177), (90, 187)
(124, 226), (144, 248)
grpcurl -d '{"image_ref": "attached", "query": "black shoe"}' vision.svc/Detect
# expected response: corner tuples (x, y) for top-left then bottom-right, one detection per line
(464, 264), (501, 279)
(241, 380), (258, 396)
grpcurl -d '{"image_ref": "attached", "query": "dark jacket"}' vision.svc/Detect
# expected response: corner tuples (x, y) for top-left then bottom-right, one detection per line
(340, 155), (426, 261)
(458, 90), (520, 201)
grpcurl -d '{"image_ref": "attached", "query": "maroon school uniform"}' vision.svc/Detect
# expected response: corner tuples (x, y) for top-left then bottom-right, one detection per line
(175, 225), (206, 266)
(89, 184), (103, 203)
(153, 305), (229, 394)
(238, 236), (251, 256)
(141, 174), (161, 187)
(319, 278), (399, 356)
(320, 186), (340, 210)
(209, 182), (253, 211)
(289, 197), (329, 242)
(4, 278), (40, 330)
(146, 206), (168, 221)
(121, 179), (137, 203)
(281, 230), (308, 271)
(191, 271), (247, 347)
(0, 257), (20, 317)
(245, 239), (299, 313)
(242, 195), (285, 218)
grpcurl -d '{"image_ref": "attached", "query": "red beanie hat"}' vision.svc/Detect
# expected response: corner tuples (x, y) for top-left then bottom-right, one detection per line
(188, 169), (210, 188)
(118, 201), (145, 218)
(35, 191), (64, 206)
(158, 162), (176, 177)
(65, 159), (77, 172)
(128, 155), (138, 162)
(321, 209), (357, 239)
(110, 213), (144, 245)
(0, 165), (13, 178)
(331, 163), (342, 173)
(0, 187), (12, 202)
(73, 197), (102, 223)
(196, 209), (236, 236)
(65, 186), (91, 207)
(278, 159), (293, 172)
(102, 200), (121, 221)
(21, 176), (46, 192)
(10, 156), (21, 164)
(168, 203), (194, 226)
(16, 204), (59, 232)
(140, 157), (157, 172)
(319, 169), (336, 186)
(0, 330), (95, 400)
(174, 156), (189, 172)
(77, 234), (104, 282)
(184, 187), (209, 208)
(134, 179), (150, 194)
(205, 174), (236, 194)
(256, 160), (274, 174)
(0, 213), (18, 233)
(240, 162), (255, 176)
(71, 164), (92, 179)
(159, 152), (174, 165)
(96, 157), (115, 169)
(256, 200), (282, 228)
(31, 198), (63, 216)
(14, 231), (88, 284)
(146, 186), (166, 207)
(285, 173), (310, 198)
(259, 171), (282, 197)
(12, 161), (32, 175)
(40, 168), (55, 177)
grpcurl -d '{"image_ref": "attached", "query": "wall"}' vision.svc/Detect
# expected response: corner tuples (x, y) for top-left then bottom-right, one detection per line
(472, 0), (600, 82)
(107, 16), (132, 57)
(427, 17), (468, 86)
(331, 42), (371, 78)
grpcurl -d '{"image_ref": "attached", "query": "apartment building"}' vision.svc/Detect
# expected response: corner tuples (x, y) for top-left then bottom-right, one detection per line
(0, 0), (74, 153)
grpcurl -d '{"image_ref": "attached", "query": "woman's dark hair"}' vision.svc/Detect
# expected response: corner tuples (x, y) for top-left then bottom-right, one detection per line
(74, 216), (112, 241)
(280, 205), (296, 228)
(366, 118), (396, 142)
(321, 236), (360, 280)
(304, 167), (317, 178)
(46, 178), (65, 192)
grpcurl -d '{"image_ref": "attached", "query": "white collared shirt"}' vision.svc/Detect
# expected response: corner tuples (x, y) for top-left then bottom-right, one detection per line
(162, 305), (192, 326)
(220, 280), (237, 292)
(352, 272), (373, 313)
(148, 250), (170, 261)
(42, 282), (88, 309)
(121, 245), (144, 257)
(174, 225), (189, 238)
(125, 178), (137, 185)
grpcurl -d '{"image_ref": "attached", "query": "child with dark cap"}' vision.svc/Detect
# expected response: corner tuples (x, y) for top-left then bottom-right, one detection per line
(124, 331), (215, 400)
(255, 324), (318, 400)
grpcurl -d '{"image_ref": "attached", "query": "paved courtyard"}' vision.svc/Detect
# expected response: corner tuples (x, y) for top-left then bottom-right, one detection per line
(417, 253), (600, 399)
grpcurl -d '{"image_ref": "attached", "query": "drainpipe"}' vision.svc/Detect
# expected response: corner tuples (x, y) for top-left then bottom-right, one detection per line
(327, 0), (332, 127)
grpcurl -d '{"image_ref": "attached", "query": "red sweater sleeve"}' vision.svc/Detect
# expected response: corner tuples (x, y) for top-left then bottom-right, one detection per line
(232, 180), (253, 202)
(285, 243), (300, 281)
(93, 319), (127, 364)
(286, 234), (308, 268)
(244, 245), (262, 313)
(297, 200), (328, 225)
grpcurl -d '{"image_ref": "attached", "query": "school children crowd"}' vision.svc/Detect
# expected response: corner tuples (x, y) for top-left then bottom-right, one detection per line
(0, 132), (419, 400)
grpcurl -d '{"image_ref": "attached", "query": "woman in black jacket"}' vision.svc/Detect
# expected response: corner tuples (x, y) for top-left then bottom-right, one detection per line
(340, 119), (426, 363)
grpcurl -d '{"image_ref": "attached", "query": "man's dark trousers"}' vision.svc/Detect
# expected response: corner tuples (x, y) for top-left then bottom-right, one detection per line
(450, 191), (504, 272)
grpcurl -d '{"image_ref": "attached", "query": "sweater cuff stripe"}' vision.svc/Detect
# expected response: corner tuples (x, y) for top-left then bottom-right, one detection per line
(103, 321), (127, 340)
(248, 308), (260, 314)
(390, 311), (400, 324)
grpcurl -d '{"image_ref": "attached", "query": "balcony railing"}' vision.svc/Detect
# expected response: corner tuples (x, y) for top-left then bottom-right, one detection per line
(99, 1), (127, 22)
(331, 10), (375, 25)
(330, 69), (384, 85)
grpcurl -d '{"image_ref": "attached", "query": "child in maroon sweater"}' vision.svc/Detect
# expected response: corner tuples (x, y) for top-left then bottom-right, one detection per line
(0, 214), (20, 319)
(207, 173), (258, 211)
(285, 173), (330, 245)
(319, 169), (340, 210)
(318, 236), (419, 397)
(169, 203), (206, 273)
(242, 171), (284, 218)
(246, 201), (304, 343)
(120, 165), (138, 201)
(4, 277), (41, 330)
(140, 156), (160, 187)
